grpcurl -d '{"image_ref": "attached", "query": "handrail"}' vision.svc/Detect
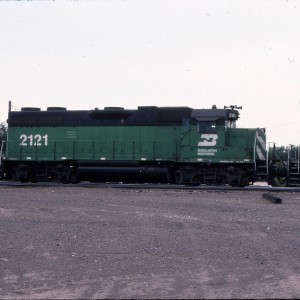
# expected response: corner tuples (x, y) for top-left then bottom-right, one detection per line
(297, 145), (299, 173)
(0, 140), (5, 167)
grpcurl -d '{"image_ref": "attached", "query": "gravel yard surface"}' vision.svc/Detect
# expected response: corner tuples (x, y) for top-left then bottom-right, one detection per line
(0, 185), (300, 299)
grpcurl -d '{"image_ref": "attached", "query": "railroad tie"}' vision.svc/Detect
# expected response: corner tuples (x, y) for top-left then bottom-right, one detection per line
(262, 193), (282, 204)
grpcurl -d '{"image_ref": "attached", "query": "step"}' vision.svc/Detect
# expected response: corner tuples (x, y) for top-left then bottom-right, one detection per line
(288, 177), (300, 180)
(256, 173), (268, 176)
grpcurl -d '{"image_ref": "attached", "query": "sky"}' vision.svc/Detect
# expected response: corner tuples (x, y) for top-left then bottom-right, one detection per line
(0, 0), (299, 146)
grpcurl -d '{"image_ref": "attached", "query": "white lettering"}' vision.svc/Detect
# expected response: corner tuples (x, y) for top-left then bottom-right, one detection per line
(197, 149), (218, 156)
(19, 134), (49, 147)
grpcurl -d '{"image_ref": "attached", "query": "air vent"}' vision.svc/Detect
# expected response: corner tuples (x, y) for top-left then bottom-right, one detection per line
(104, 107), (124, 110)
(21, 107), (41, 111)
(47, 107), (67, 111)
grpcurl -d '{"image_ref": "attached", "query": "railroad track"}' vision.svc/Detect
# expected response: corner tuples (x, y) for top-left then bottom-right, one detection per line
(0, 180), (300, 192)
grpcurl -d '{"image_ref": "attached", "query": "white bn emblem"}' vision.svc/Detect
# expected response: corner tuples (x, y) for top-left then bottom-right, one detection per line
(198, 134), (218, 146)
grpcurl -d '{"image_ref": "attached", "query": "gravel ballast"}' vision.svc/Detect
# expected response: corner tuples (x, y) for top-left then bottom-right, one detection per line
(0, 186), (300, 299)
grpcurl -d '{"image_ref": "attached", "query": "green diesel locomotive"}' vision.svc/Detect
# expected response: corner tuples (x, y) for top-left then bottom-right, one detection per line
(2, 104), (268, 186)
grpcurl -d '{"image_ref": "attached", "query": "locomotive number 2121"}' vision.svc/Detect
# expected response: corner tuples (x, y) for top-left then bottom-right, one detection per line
(20, 134), (48, 146)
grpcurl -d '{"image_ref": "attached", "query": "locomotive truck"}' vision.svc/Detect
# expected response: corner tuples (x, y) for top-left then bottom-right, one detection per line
(1, 103), (269, 186)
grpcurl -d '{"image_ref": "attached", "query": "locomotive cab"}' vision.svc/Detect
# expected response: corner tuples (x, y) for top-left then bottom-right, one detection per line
(191, 106), (240, 150)
(177, 105), (267, 186)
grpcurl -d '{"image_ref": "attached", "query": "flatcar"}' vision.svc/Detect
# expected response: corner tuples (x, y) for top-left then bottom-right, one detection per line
(2, 104), (268, 186)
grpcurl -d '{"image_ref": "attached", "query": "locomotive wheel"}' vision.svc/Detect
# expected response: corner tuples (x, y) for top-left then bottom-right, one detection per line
(19, 176), (28, 183)
(218, 175), (228, 185)
(190, 174), (203, 185)
(60, 176), (69, 184)
(238, 172), (250, 187)
(68, 170), (79, 184)
(219, 171), (230, 185)
(175, 171), (182, 184)
(27, 172), (37, 183)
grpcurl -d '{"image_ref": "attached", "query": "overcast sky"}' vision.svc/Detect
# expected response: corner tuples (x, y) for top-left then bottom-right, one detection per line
(0, 0), (299, 146)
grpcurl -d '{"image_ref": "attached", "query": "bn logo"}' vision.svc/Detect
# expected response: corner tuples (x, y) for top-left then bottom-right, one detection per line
(198, 134), (218, 146)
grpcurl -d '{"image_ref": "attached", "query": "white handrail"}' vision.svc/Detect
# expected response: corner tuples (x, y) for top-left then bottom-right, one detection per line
(0, 140), (5, 167)
(297, 145), (299, 173)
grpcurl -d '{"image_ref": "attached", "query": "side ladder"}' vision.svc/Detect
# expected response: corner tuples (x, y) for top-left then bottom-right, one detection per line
(287, 145), (300, 187)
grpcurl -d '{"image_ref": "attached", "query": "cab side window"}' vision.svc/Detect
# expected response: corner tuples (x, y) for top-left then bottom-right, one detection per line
(198, 121), (216, 134)
(181, 118), (190, 132)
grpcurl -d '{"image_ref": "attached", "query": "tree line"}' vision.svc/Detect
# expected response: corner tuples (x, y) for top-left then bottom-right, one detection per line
(0, 122), (7, 145)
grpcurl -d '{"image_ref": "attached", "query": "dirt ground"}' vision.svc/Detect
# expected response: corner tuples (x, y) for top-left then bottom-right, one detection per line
(0, 185), (300, 299)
